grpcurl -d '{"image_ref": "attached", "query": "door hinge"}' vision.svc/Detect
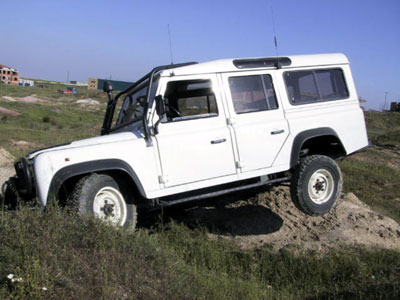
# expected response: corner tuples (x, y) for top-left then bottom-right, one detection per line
(226, 118), (236, 126)
(158, 175), (169, 184)
(236, 161), (246, 169)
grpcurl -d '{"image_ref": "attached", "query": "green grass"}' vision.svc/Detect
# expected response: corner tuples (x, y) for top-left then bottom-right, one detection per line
(0, 81), (106, 101)
(0, 84), (106, 157)
(365, 111), (400, 146)
(0, 207), (399, 300)
(339, 111), (400, 223)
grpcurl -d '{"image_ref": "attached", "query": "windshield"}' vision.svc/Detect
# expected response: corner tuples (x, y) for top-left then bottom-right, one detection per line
(116, 78), (159, 126)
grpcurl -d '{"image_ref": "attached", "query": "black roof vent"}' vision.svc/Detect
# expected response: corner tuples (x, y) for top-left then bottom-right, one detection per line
(233, 57), (291, 69)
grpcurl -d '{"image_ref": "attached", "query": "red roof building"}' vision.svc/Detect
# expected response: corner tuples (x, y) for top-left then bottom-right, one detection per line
(0, 64), (19, 86)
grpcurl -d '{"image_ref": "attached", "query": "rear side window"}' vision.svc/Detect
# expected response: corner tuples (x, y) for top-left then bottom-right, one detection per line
(284, 68), (349, 105)
(228, 74), (278, 114)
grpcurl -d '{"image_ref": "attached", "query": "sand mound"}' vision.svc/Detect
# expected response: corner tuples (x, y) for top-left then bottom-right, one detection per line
(18, 95), (51, 104)
(0, 107), (20, 116)
(171, 186), (400, 252)
(1, 95), (50, 105)
(0, 148), (15, 187)
(1, 96), (17, 102)
(11, 140), (40, 150)
(76, 99), (100, 105)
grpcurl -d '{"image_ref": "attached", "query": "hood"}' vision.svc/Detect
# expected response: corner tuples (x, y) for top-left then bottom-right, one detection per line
(27, 130), (144, 159)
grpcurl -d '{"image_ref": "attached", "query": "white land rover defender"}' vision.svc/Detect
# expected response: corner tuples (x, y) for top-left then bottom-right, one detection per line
(2, 53), (369, 228)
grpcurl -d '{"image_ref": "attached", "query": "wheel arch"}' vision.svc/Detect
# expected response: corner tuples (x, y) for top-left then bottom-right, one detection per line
(48, 159), (146, 205)
(290, 127), (347, 169)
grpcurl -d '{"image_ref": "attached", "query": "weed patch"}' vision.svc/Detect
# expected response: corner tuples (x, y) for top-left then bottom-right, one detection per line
(1, 208), (399, 299)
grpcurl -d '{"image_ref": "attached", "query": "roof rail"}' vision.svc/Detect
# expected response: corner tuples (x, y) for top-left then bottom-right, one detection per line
(233, 57), (291, 69)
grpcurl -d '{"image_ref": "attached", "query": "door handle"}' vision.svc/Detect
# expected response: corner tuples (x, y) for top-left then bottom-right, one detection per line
(211, 138), (226, 144)
(271, 129), (285, 135)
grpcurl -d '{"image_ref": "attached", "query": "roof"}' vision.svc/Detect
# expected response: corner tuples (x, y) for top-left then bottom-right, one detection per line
(160, 53), (349, 77)
(0, 64), (17, 71)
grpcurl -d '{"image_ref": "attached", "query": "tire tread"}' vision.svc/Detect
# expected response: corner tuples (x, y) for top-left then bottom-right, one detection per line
(291, 155), (342, 216)
(67, 173), (137, 228)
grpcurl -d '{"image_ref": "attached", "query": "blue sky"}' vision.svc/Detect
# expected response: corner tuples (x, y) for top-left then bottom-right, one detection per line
(1, 0), (399, 110)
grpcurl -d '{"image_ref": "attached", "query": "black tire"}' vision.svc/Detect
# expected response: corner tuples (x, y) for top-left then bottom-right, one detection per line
(68, 174), (137, 229)
(290, 155), (342, 216)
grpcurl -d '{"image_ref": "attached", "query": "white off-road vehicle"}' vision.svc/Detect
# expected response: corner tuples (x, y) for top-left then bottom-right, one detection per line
(2, 53), (369, 228)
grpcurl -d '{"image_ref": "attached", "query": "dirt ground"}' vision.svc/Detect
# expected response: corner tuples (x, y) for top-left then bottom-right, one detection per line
(0, 148), (15, 188)
(170, 186), (400, 252)
(0, 106), (20, 116)
(1, 147), (399, 252)
(1, 95), (51, 104)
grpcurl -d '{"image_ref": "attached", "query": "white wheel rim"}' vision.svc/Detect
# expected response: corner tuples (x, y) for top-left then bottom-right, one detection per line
(92, 186), (127, 226)
(307, 169), (334, 204)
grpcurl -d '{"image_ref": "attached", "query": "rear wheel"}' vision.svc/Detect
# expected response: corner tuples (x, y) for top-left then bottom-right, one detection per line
(68, 174), (137, 228)
(290, 155), (342, 216)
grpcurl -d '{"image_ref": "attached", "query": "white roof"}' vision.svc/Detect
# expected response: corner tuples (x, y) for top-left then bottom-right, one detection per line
(161, 53), (349, 76)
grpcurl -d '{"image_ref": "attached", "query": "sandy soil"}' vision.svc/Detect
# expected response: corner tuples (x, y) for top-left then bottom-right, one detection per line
(164, 186), (400, 252)
(10, 139), (40, 151)
(0, 148), (15, 188)
(0, 106), (20, 116)
(1, 95), (51, 104)
(76, 98), (100, 106)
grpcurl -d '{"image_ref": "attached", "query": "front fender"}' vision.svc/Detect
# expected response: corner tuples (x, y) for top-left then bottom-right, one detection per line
(47, 159), (146, 205)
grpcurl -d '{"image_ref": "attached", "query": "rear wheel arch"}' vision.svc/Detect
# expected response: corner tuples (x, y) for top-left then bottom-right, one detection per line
(48, 159), (146, 205)
(290, 128), (346, 168)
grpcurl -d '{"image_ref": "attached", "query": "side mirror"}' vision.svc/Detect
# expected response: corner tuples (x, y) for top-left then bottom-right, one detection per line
(155, 95), (166, 116)
(103, 81), (113, 93)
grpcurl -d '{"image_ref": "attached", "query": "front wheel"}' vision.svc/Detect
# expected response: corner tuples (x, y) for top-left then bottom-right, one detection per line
(290, 155), (342, 216)
(68, 174), (137, 228)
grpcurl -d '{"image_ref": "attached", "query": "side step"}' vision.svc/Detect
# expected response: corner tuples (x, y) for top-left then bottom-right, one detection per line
(158, 176), (290, 208)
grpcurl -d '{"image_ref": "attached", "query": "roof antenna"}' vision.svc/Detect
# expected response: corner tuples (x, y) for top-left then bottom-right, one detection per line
(167, 24), (174, 65)
(270, 6), (281, 69)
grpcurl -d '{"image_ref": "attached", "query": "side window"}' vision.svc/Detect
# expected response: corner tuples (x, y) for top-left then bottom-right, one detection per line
(284, 68), (349, 104)
(298, 71), (319, 101)
(164, 79), (218, 122)
(228, 74), (278, 114)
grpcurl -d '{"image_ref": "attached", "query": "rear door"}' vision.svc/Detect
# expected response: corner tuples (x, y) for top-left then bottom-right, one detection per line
(221, 71), (289, 172)
(154, 74), (237, 187)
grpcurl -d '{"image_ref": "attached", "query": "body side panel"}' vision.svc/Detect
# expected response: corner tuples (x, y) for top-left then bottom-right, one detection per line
(270, 64), (368, 168)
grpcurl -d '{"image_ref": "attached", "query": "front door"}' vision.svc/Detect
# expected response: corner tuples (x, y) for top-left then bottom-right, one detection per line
(154, 74), (236, 187)
(221, 71), (289, 172)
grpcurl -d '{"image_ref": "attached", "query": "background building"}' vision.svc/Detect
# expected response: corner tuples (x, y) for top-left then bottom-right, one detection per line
(390, 102), (400, 112)
(70, 80), (88, 86)
(19, 78), (34, 87)
(88, 78), (133, 91)
(0, 64), (19, 85)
